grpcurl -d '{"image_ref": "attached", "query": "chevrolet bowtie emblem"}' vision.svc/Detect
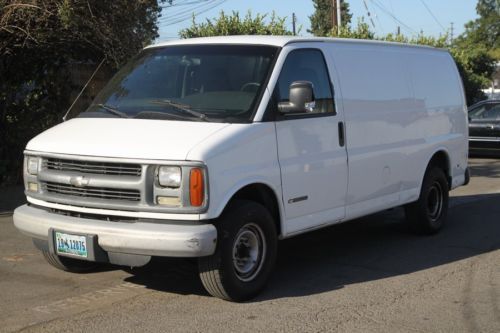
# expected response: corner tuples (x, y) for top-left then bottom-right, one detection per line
(70, 176), (89, 188)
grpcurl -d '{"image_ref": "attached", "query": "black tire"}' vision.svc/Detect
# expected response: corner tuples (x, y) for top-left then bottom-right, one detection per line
(41, 250), (99, 273)
(405, 167), (449, 234)
(198, 200), (278, 302)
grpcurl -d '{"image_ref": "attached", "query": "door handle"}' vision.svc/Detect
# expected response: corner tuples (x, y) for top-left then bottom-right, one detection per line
(338, 121), (345, 147)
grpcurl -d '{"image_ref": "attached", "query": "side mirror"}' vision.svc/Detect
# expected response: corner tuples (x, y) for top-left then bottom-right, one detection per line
(278, 81), (315, 114)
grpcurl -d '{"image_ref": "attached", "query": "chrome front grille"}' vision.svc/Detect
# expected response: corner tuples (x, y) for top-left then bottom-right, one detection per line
(26, 152), (207, 214)
(44, 158), (142, 177)
(43, 182), (141, 202)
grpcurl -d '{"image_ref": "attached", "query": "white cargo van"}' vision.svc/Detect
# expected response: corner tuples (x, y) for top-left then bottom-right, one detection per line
(14, 36), (469, 301)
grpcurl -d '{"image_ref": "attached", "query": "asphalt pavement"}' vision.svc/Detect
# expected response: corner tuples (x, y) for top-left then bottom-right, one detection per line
(0, 158), (499, 332)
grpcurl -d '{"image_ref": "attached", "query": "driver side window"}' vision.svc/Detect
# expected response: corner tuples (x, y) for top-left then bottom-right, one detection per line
(274, 49), (335, 115)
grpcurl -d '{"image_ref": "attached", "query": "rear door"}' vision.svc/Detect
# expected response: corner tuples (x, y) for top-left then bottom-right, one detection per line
(272, 47), (348, 235)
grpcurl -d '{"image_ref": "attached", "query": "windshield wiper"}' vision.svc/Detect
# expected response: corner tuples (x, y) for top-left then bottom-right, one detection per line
(95, 103), (129, 118)
(150, 99), (209, 121)
(134, 110), (194, 121)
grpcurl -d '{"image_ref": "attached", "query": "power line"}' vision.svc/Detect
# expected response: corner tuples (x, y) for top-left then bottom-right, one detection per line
(159, 0), (226, 26)
(160, 0), (216, 17)
(362, 0), (377, 30)
(370, 0), (413, 33)
(419, 0), (446, 33)
(161, 0), (212, 8)
(160, 0), (219, 21)
(450, 22), (454, 43)
(159, 0), (216, 22)
(372, 3), (385, 35)
(160, 1), (213, 15)
(387, 0), (394, 14)
(369, 0), (417, 35)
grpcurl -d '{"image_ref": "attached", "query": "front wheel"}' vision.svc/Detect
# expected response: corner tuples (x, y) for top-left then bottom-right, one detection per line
(198, 200), (277, 302)
(405, 167), (449, 234)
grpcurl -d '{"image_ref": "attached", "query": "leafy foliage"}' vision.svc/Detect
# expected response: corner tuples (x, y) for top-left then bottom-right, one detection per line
(309, 0), (352, 36)
(0, 0), (165, 185)
(179, 11), (294, 38)
(450, 47), (496, 104)
(330, 18), (374, 39)
(454, 0), (500, 59)
(451, 0), (499, 102)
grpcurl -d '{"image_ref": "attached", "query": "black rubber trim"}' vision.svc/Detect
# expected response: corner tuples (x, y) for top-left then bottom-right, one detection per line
(464, 167), (470, 186)
(28, 203), (214, 226)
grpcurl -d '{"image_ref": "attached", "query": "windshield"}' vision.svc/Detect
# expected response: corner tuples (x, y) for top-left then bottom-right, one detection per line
(81, 45), (279, 122)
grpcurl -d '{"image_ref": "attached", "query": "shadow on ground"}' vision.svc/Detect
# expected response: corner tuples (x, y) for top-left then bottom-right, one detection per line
(123, 192), (500, 301)
(468, 157), (500, 178)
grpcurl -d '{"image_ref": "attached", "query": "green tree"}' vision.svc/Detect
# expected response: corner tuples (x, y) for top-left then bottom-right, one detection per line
(454, 0), (500, 59)
(330, 18), (374, 39)
(450, 47), (496, 104)
(179, 11), (294, 38)
(308, 0), (352, 36)
(0, 0), (165, 185)
(452, 0), (498, 102)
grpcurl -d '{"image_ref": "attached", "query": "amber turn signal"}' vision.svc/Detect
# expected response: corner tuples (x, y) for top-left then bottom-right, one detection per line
(189, 168), (204, 207)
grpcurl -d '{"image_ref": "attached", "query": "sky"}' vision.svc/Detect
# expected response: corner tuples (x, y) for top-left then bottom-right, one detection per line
(157, 0), (479, 42)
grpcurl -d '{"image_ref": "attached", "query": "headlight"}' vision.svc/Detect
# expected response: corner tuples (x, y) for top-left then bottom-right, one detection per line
(24, 155), (40, 193)
(27, 156), (40, 175)
(158, 166), (181, 188)
(154, 165), (207, 209)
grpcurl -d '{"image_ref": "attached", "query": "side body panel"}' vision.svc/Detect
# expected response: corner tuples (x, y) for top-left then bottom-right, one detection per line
(405, 49), (468, 190)
(327, 42), (467, 220)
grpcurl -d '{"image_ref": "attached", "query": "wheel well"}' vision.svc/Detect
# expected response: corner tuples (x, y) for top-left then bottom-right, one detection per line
(228, 184), (281, 236)
(428, 151), (451, 188)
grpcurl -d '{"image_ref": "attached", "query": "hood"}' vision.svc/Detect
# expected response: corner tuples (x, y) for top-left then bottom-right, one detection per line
(26, 118), (230, 161)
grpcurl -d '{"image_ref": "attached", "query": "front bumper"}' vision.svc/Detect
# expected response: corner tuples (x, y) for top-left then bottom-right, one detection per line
(13, 205), (217, 258)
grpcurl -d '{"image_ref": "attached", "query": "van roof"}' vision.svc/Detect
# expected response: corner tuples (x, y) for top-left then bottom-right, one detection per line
(147, 35), (437, 50)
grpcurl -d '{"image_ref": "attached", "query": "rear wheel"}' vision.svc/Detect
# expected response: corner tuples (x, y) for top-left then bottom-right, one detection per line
(198, 200), (277, 302)
(405, 167), (449, 234)
(41, 250), (99, 273)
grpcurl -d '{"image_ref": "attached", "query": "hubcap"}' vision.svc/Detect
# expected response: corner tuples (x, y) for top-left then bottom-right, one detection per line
(232, 223), (266, 282)
(427, 181), (444, 222)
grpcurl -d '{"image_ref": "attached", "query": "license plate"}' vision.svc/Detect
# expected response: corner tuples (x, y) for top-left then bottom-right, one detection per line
(55, 232), (88, 258)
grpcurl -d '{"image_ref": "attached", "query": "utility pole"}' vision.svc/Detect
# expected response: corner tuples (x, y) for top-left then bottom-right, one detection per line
(332, 0), (338, 33)
(450, 22), (454, 44)
(336, 0), (342, 33)
(292, 13), (296, 36)
(397, 26), (400, 36)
